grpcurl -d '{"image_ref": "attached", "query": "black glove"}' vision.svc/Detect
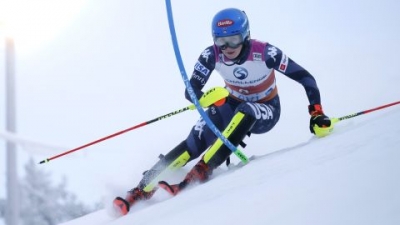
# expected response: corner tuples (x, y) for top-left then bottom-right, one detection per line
(308, 104), (331, 134)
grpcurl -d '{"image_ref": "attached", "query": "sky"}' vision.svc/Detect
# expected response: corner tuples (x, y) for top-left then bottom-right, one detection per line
(59, 103), (400, 225)
(0, 0), (400, 214)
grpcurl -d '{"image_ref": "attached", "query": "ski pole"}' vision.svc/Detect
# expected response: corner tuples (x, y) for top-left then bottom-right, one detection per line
(39, 87), (229, 164)
(314, 100), (400, 137)
(331, 100), (400, 124)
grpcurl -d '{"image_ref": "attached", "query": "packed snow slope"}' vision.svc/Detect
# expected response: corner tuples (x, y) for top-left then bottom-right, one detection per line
(60, 106), (400, 225)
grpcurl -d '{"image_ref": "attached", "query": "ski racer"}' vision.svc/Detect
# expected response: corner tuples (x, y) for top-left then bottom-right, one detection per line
(113, 7), (333, 215)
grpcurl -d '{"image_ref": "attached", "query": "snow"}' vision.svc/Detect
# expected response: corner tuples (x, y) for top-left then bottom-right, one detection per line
(59, 106), (400, 225)
(1, 1), (399, 224)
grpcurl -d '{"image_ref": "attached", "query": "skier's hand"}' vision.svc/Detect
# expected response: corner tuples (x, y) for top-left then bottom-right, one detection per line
(198, 87), (229, 108)
(308, 104), (333, 137)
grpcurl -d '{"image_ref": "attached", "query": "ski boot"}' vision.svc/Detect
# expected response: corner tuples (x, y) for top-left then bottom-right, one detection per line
(159, 159), (210, 196)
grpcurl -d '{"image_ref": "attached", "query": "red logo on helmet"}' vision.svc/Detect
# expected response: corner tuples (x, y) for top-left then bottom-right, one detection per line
(217, 19), (234, 27)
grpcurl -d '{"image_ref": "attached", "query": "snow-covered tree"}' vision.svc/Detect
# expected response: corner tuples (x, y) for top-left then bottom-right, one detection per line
(0, 198), (4, 217)
(19, 158), (94, 225)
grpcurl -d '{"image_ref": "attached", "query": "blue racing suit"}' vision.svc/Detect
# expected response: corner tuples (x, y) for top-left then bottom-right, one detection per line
(184, 39), (321, 158)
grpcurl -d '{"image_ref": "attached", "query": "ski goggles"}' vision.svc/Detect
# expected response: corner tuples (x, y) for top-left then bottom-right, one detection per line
(214, 34), (244, 50)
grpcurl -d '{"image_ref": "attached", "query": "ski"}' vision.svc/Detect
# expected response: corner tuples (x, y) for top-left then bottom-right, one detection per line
(158, 155), (259, 197)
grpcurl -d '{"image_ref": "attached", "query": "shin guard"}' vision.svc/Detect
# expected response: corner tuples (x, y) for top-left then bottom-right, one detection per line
(204, 111), (256, 169)
(138, 141), (191, 192)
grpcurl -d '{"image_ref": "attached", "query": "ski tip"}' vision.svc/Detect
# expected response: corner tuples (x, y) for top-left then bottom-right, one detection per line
(113, 197), (130, 216)
(158, 181), (180, 196)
